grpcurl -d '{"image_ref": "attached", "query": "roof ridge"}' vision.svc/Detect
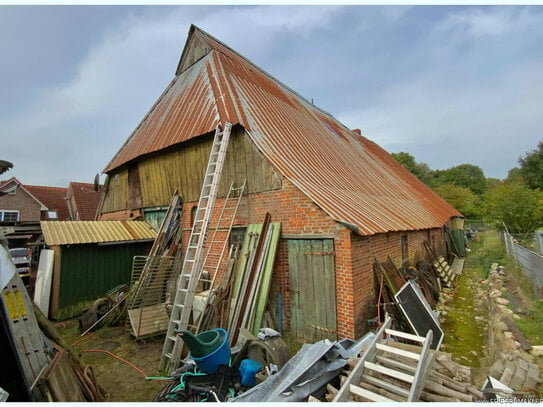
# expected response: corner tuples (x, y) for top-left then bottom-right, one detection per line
(189, 25), (337, 120)
(25, 185), (68, 191)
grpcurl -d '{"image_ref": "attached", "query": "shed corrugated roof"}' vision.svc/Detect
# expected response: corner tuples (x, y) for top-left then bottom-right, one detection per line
(104, 25), (461, 236)
(41, 221), (157, 246)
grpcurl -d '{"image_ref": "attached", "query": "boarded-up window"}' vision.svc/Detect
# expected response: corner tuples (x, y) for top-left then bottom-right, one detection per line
(127, 164), (143, 210)
(401, 234), (409, 260)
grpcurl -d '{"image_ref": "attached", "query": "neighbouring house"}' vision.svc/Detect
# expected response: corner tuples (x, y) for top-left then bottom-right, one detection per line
(66, 182), (102, 221)
(0, 178), (69, 249)
(97, 25), (462, 341)
(0, 178), (104, 253)
(39, 220), (156, 320)
(0, 177), (69, 222)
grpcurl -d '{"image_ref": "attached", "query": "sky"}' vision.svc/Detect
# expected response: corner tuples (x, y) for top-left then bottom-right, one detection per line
(1, 5), (543, 187)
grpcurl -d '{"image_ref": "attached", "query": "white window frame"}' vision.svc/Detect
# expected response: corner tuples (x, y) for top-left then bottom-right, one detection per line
(0, 210), (19, 222)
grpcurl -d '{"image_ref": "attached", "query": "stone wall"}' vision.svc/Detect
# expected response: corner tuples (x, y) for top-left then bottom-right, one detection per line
(483, 263), (542, 394)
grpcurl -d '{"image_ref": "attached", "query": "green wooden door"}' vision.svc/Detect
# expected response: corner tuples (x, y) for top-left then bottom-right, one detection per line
(288, 239), (337, 342)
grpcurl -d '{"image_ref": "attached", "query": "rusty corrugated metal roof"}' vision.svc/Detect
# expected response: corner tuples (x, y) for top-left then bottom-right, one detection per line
(104, 25), (461, 236)
(41, 221), (157, 246)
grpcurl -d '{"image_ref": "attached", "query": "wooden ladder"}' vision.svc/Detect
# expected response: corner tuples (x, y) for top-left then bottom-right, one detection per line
(334, 317), (433, 402)
(159, 122), (232, 373)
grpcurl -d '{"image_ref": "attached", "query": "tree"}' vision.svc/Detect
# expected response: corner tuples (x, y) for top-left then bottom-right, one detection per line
(390, 152), (433, 185)
(518, 139), (543, 190)
(505, 167), (525, 184)
(432, 164), (487, 195)
(483, 181), (543, 233)
(433, 184), (481, 219)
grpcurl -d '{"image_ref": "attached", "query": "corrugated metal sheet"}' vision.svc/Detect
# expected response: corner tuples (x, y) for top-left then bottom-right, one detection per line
(104, 26), (462, 236)
(41, 221), (157, 246)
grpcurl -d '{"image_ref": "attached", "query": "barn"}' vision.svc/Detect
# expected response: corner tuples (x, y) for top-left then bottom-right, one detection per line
(97, 25), (461, 341)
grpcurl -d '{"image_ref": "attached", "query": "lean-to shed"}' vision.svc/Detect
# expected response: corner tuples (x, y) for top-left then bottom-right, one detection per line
(98, 25), (462, 341)
(40, 221), (156, 320)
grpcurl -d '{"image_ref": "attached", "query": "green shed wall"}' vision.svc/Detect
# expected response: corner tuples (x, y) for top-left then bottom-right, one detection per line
(55, 241), (152, 320)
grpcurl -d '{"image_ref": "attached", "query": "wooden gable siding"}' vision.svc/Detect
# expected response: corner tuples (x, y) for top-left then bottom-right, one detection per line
(100, 127), (282, 214)
(100, 168), (129, 214)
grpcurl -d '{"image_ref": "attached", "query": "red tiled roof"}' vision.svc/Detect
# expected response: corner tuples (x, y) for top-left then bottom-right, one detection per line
(104, 25), (461, 236)
(68, 182), (102, 220)
(25, 185), (70, 220)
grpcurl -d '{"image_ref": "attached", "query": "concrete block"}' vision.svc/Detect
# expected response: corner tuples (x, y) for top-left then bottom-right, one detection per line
(499, 367), (515, 386)
(519, 352), (535, 363)
(496, 297), (510, 306)
(495, 321), (508, 332)
(490, 289), (502, 298)
(517, 358), (529, 373)
(509, 371), (526, 391)
(527, 366), (541, 383)
(489, 359), (505, 379)
(523, 376), (538, 390)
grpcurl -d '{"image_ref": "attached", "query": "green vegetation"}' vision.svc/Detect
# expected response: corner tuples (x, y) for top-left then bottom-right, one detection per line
(516, 301), (543, 345)
(432, 184), (480, 220)
(518, 139), (543, 190)
(391, 138), (543, 233)
(483, 182), (543, 234)
(466, 231), (510, 279)
(443, 229), (543, 379)
(441, 239), (485, 368)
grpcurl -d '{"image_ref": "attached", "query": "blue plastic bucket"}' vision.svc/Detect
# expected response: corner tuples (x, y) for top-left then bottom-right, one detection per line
(239, 359), (263, 387)
(190, 328), (230, 374)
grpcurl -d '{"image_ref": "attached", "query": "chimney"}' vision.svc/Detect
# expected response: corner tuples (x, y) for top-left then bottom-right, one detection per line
(352, 129), (361, 135)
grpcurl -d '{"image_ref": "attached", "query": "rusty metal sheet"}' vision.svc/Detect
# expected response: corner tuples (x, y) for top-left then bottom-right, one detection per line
(104, 26), (461, 236)
(41, 221), (157, 246)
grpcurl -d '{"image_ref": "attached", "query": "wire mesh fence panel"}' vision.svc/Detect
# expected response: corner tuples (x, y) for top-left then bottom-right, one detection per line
(502, 231), (543, 299)
(125, 255), (181, 338)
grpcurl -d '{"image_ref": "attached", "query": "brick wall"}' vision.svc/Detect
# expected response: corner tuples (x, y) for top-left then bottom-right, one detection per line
(349, 227), (447, 338)
(0, 187), (42, 221)
(105, 175), (451, 341)
(178, 178), (450, 340)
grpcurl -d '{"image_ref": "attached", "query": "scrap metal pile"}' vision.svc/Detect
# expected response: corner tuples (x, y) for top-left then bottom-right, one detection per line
(372, 241), (462, 336)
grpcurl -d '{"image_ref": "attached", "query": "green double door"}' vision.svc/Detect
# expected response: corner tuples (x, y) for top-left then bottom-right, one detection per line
(288, 239), (337, 342)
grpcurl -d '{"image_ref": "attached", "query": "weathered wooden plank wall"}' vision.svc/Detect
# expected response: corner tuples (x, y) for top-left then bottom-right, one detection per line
(100, 127), (282, 215)
(287, 238), (337, 342)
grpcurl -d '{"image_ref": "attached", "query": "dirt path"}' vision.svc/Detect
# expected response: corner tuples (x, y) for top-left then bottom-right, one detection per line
(57, 319), (167, 402)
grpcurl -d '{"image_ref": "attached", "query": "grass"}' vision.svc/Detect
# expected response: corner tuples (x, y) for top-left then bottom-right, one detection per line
(465, 231), (509, 279)
(516, 301), (543, 345)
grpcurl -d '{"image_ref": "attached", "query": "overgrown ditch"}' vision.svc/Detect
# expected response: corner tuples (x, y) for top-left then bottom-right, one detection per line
(439, 242), (488, 383)
(440, 231), (543, 392)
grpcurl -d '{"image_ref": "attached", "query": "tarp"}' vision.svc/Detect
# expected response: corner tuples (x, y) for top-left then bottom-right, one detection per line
(233, 333), (374, 402)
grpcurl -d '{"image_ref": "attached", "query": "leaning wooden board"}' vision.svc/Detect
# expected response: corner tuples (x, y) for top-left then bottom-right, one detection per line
(251, 222), (281, 336)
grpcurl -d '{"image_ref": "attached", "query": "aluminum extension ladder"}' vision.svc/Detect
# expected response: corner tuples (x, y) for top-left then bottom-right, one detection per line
(334, 317), (433, 402)
(159, 122), (232, 373)
(1, 271), (51, 395)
